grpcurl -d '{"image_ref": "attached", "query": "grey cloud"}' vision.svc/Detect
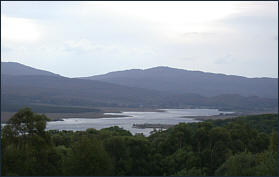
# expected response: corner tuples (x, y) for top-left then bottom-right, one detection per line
(254, 35), (278, 41)
(215, 15), (277, 35)
(59, 39), (103, 55)
(2, 2), (277, 78)
(39, 45), (49, 51)
(182, 32), (214, 36)
(1, 1), (80, 20)
(1, 44), (27, 52)
(16, 47), (27, 52)
(1, 44), (14, 52)
(181, 56), (195, 61)
(106, 46), (120, 54)
(215, 54), (234, 64)
(253, 35), (260, 39)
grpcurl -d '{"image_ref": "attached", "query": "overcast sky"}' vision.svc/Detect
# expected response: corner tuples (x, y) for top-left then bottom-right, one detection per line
(1, 1), (278, 78)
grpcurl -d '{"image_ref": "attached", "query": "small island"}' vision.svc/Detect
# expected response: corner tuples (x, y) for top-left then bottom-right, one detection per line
(132, 122), (175, 129)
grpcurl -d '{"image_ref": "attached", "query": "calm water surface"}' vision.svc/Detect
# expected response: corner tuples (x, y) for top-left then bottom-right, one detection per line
(46, 109), (233, 136)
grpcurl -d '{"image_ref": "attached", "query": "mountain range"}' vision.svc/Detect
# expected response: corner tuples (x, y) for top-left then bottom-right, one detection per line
(1, 62), (60, 76)
(1, 62), (278, 111)
(81, 66), (278, 98)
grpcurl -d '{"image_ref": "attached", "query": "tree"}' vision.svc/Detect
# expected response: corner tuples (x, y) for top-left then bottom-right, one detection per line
(2, 107), (50, 146)
(1, 107), (58, 176)
(174, 167), (206, 176)
(255, 132), (269, 152)
(125, 136), (151, 175)
(215, 148), (278, 176)
(226, 119), (258, 153)
(207, 127), (231, 175)
(102, 126), (132, 136)
(66, 137), (114, 176)
(103, 136), (132, 175)
(165, 148), (200, 176)
(268, 131), (278, 153)
(167, 123), (194, 152)
(215, 150), (257, 176)
(195, 121), (213, 167)
(253, 149), (278, 176)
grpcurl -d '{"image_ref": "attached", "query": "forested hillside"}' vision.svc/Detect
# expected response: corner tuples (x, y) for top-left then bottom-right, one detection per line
(1, 74), (169, 106)
(2, 62), (278, 112)
(2, 74), (277, 111)
(83, 66), (278, 98)
(1, 108), (278, 176)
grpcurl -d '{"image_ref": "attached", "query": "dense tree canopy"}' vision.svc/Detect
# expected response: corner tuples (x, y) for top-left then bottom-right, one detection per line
(1, 108), (278, 176)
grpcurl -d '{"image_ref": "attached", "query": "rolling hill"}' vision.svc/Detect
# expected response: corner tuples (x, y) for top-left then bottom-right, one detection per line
(82, 66), (278, 98)
(1, 74), (170, 106)
(1, 62), (278, 111)
(1, 62), (60, 76)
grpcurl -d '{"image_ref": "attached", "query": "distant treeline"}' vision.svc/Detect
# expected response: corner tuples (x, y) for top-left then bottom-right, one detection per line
(197, 114), (278, 134)
(2, 92), (278, 110)
(1, 94), (120, 108)
(1, 104), (101, 113)
(1, 108), (278, 176)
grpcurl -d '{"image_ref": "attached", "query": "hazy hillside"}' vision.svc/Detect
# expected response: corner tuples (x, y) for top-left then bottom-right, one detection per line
(1, 62), (60, 76)
(82, 66), (278, 98)
(1, 74), (169, 106)
(1, 62), (278, 110)
(165, 93), (278, 110)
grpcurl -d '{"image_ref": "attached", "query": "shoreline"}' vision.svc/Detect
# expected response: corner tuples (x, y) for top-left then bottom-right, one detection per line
(1, 109), (277, 123)
(182, 110), (278, 121)
(1, 107), (162, 123)
(132, 123), (175, 129)
(1, 112), (133, 123)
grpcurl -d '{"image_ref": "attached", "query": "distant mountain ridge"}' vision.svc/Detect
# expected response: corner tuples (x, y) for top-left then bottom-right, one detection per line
(1, 74), (169, 105)
(2, 74), (277, 110)
(1, 62), (277, 111)
(1, 62), (60, 76)
(82, 66), (278, 98)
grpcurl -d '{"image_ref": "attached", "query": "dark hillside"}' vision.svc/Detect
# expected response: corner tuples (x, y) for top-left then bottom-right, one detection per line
(1, 62), (59, 76)
(1, 74), (277, 110)
(83, 66), (278, 98)
(1, 74), (170, 106)
(1, 63), (278, 110)
(164, 93), (277, 110)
